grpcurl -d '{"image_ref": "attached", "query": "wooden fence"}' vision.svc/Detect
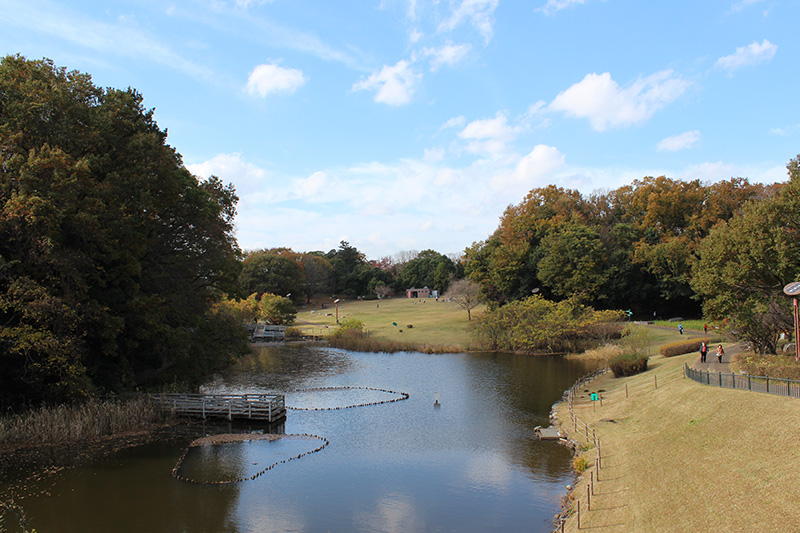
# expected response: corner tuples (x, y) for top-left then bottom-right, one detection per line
(152, 393), (286, 422)
(684, 363), (800, 398)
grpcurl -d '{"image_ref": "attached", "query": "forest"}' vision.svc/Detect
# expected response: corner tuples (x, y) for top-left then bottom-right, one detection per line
(2, 55), (799, 407)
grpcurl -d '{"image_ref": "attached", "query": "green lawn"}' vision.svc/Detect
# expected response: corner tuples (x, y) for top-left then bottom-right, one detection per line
(294, 297), (483, 349)
(556, 326), (800, 532)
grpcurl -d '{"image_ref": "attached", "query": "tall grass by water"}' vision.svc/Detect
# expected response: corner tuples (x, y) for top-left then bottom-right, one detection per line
(0, 396), (165, 451)
(326, 329), (465, 353)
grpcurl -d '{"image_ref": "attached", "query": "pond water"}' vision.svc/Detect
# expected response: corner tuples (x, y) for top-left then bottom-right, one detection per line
(1, 346), (594, 532)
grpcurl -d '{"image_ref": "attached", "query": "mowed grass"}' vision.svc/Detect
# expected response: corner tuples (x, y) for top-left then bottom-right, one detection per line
(294, 297), (483, 349)
(557, 329), (800, 532)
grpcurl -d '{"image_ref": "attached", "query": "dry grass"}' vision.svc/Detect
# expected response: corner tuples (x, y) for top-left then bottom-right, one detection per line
(294, 297), (482, 350)
(0, 397), (165, 451)
(556, 336), (800, 532)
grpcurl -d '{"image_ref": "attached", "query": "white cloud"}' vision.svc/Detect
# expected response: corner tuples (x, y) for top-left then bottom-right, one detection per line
(245, 63), (306, 97)
(658, 130), (701, 152)
(537, 0), (586, 16)
(459, 113), (519, 141)
(549, 70), (691, 131)
(441, 115), (467, 130)
(494, 144), (565, 189)
(293, 171), (329, 199)
(458, 113), (523, 156)
(353, 60), (421, 106)
(423, 42), (472, 71)
(438, 0), (499, 45)
(187, 153), (267, 194)
(715, 39), (777, 74)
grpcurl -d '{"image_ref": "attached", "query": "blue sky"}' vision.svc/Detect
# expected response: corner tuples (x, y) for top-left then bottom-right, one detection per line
(2, 0), (798, 260)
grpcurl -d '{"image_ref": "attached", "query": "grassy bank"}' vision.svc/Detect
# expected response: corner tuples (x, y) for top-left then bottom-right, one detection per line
(294, 297), (481, 350)
(0, 397), (168, 452)
(556, 329), (800, 531)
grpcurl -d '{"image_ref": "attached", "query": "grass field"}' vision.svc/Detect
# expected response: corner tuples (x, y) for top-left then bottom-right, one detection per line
(556, 328), (800, 532)
(294, 297), (483, 350)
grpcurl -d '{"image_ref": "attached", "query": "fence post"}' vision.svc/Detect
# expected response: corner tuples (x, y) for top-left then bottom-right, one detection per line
(732, 372), (735, 389)
(655, 375), (658, 389)
(625, 384), (628, 398)
(587, 484), (591, 511)
(767, 377), (770, 394)
(748, 375), (751, 390)
(787, 377), (791, 397)
(591, 470), (594, 495)
(719, 371), (722, 387)
(577, 501), (581, 530)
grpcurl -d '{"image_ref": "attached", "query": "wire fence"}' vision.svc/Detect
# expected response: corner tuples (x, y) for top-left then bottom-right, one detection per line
(554, 366), (683, 532)
(554, 369), (606, 533)
(684, 363), (800, 398)
(554, 361), (800, 531)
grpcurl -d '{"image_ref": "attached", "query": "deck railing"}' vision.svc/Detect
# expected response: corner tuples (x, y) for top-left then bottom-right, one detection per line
(152, 393), (286, 421)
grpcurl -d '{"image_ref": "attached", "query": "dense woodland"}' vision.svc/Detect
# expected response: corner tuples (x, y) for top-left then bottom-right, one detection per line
(2, 55), (800, 407)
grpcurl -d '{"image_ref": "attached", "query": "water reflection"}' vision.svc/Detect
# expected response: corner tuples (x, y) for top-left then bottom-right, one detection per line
(1, 346), (593, 532)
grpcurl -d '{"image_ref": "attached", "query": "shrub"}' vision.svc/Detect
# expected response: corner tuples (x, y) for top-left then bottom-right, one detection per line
(572, 454), (589, 473)
(660, 337), (711, 357)
(609, 351), (648, 377)
(330, 318), (365, 339)
(285, 327), (303, 339)
(733, 352), (800, 380)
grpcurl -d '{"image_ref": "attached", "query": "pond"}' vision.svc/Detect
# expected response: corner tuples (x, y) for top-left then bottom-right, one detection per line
(1, 346), (595, 532)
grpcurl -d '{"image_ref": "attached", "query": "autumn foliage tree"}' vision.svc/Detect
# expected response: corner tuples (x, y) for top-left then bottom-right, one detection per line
(0, 56), (247, 406)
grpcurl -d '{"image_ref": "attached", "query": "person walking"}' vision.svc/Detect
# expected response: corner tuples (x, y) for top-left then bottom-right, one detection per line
(678, 323), (684, 335)
(700, 341), (708, 363)
(716, 344), (724, 363)
(704, 323), (708, 334)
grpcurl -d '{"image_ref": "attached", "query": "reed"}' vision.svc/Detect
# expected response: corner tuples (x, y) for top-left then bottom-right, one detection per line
(326, 330), (466, 354)
(0, 396), (166, 450)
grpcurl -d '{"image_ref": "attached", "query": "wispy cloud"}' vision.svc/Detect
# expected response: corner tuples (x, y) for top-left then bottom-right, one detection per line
(2, 0), (217, 82)
(537, 0), (587, 16)
(422, 42), (472, 71)
(658, 130), (701, 152)
(438, 0), (499, 45)
(549, 70), (691, 131)
(715, 39), (777, 75)
(245, 63), (306, 97)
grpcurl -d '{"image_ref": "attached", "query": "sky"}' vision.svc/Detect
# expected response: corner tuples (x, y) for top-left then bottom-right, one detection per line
(2, 0), (799, 260)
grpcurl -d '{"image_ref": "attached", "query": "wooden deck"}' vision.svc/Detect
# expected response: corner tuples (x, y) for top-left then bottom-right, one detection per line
(534, 425), (563, 440)
(152, 393), (286, 422)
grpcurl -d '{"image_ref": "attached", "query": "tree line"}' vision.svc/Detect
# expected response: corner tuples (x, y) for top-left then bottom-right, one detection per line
(2, 54), (797, 407)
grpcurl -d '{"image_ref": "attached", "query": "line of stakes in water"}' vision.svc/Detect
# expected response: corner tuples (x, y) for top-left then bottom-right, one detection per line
(285, 385), (410, 410)
(172, 434), (329, 485)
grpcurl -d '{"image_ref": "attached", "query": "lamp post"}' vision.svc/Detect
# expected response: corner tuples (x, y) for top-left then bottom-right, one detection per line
(783, 282), (800, 361)
(334, 298), (340, 324)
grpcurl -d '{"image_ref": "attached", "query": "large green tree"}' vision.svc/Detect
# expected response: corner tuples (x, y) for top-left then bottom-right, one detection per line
(0, 56), (246, 405)
(692, 158), (799, 354)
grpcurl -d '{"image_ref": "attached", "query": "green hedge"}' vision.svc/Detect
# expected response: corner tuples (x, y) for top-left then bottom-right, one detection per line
(659, 337), (711, 357)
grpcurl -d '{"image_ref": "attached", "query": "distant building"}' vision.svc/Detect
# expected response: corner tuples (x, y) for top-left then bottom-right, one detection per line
(406, 287), (431, 299)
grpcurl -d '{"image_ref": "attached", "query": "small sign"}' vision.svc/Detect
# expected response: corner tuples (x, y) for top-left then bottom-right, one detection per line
(590, 393), (599, 401)
(784, 282), (800, 296)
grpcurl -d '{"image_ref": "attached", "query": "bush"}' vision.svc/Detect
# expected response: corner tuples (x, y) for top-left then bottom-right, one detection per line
(330, 318), (365, 339)
(572, 454), (589, 473)
(609, 351), (649, 377)
(733, 352), (800, 380)
(660, 337), (711, 357)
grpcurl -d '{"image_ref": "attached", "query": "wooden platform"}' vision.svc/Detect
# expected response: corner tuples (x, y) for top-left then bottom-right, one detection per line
(534, 426), (563, 440)
(152, 393), (286, 422)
